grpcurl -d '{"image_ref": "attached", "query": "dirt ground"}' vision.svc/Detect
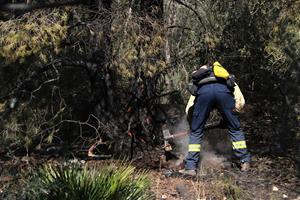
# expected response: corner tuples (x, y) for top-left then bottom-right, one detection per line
(128, 126), (300, 200)
(134, 151), (299, 200)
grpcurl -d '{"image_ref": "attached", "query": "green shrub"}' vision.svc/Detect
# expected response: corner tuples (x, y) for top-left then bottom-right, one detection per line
(26, 161), (153, 200)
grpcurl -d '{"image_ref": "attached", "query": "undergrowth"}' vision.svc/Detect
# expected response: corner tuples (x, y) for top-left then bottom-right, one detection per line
(25, 161), (153, 200)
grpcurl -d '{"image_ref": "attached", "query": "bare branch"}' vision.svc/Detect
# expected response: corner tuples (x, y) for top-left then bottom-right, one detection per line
(172, 0), (205, 30)
(167, 25), (192, 31)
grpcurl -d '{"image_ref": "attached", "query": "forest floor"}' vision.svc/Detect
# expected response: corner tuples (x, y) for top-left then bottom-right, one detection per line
(0, 147), (298, 200)
(0, 118), (299, 200)
(134, 150), (299, 200)
(131, 118), (300, 200)
(0, 145), (299, 200)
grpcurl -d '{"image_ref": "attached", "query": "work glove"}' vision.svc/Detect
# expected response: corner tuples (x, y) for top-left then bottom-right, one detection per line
(233, 83), (245, 113)
(185, 95), (195, 114)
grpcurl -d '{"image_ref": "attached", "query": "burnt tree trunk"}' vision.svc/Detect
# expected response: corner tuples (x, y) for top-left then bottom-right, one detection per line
(88, 0), (115, 119)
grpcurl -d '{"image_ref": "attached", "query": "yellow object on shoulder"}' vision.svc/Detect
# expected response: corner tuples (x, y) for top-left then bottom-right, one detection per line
(213, 61), (230, 79)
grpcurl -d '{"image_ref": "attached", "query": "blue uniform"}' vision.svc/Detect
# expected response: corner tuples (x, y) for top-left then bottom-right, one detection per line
(185, 82), (251, 170)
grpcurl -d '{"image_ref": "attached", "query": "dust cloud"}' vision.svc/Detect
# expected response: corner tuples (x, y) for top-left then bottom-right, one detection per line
(170, 116), (232, 170)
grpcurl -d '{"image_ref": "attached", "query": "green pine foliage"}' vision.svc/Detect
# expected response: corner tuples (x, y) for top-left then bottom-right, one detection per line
(0, 9), (68, 63)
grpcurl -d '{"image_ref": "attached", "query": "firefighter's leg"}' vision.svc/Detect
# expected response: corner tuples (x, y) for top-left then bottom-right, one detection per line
(185, 93), (214, 170)
(216, 92), (251, 163)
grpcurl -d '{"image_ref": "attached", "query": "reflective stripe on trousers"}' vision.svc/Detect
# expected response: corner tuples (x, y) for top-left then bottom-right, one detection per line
(232, 141), (247, 149)
(189, 144), (201, 152)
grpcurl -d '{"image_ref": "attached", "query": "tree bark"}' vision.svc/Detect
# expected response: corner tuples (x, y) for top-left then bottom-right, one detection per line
(88, 0), (114, 118)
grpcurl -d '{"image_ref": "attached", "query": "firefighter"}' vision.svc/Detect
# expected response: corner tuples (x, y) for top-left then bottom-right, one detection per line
(180, 62), (251, 176)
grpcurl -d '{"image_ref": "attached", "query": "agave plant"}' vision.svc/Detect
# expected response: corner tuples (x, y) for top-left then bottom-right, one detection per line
(26, 161), (153, 200)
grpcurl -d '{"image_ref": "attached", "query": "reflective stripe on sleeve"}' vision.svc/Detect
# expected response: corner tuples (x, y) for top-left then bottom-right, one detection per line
(188, 144), (201, 152)
(232, 141), (247, 149)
